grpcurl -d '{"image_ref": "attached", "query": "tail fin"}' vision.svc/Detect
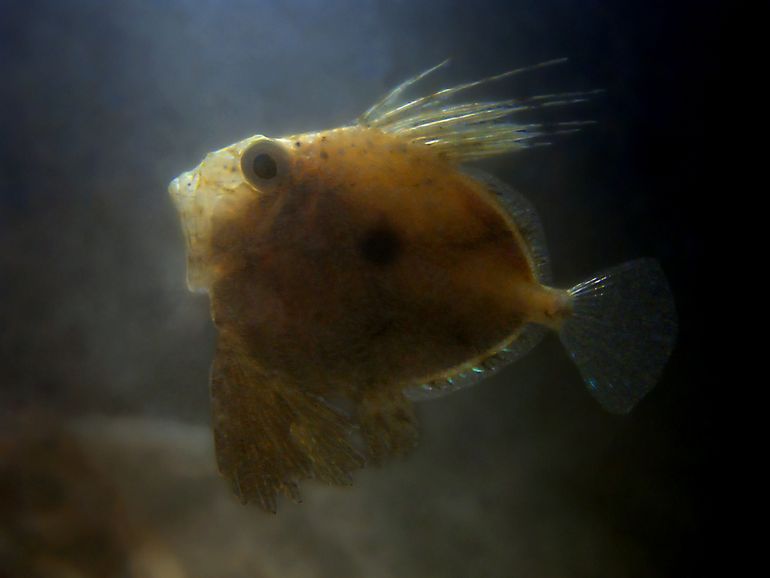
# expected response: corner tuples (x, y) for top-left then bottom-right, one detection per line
(559, 259), (677, 414)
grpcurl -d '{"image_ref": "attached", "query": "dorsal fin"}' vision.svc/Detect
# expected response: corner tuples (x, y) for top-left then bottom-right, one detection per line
(359, 59), (600, 162)
(463, 168), (551, 285)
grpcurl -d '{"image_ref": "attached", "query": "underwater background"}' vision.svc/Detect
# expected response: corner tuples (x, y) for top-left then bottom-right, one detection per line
(1, 1), (725, 576)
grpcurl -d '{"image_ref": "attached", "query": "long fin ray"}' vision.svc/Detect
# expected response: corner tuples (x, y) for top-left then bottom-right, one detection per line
(359, 59), (450, 125)
(359, 58), (598, 161)
(381, 93), (601, 135)
(365, 58), (569, 127)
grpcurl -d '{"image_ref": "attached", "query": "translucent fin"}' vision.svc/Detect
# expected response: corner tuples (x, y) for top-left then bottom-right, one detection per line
(359, 59), (450, 126)
(210, 335), (364, 512)
(362, 58), (569, 127)
(359, 58), (600, 161)
(357, 389), (418, 462)
(405, 324), (547, 402)
(462, 168), (551, 285)
(560, 259), (677, 414)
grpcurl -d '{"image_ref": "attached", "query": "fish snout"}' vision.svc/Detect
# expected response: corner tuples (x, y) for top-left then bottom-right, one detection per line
(168, 170), (201, 223)
(168, 171), (196, 203)
(168, 170), (212, 293)
(168, 175), (180, 196)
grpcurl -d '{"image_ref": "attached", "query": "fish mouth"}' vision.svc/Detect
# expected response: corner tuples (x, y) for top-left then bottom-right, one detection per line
(168, 171), (212, 293)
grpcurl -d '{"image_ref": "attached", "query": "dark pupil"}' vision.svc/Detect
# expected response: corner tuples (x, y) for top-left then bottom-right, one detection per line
(252, 153), (277, 179)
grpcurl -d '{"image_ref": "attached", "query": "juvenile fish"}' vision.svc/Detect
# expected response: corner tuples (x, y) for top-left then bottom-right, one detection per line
(169, 60), (677, 512)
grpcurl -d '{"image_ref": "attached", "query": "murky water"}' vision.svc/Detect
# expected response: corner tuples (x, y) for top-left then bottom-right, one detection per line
(1, 1), (724, 576)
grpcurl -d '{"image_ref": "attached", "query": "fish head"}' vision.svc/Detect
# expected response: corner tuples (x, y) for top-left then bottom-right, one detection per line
(168, 135), (292, 292)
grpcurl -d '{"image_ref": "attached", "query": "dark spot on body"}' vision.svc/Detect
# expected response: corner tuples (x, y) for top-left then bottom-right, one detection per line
(453, 326), (472, 348)
(295, 141), (302, 147)
(366, 316), (394, 339)
(360, 223), (401, 266)
(320, 150), (329, 160)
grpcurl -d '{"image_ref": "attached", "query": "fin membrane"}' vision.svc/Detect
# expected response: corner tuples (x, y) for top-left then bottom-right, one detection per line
(462, 167), (552, 284)
(405, 323), (547, 402)
(560, 259), (678, 414)
(210, 335), (364, 512)
(357, 389), (418, 463)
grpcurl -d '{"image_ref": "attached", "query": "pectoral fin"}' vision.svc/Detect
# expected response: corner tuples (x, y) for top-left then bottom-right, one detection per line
(210, 334), (364, 512)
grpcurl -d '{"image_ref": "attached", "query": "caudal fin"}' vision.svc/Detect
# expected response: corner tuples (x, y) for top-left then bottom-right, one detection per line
(559, 259), (677, 414)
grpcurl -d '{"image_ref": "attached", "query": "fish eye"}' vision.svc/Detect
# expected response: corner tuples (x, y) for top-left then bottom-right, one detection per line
(240, 138), (288, 190)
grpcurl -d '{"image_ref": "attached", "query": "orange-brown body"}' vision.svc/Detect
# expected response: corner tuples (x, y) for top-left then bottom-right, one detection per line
(211, 127), (552, 392)
(174, 126), (565, 509)
(169, 61), (676, 510)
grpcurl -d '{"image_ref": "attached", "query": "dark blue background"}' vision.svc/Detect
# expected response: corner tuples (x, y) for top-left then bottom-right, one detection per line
(1, 1), (726, 575)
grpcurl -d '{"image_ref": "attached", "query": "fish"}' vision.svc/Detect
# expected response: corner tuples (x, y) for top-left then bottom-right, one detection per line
(168, 60), (677, 512)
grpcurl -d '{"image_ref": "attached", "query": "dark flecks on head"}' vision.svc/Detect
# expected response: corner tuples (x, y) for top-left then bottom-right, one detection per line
(295, 141), (302, 147)
(360, 222), (401, 266)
